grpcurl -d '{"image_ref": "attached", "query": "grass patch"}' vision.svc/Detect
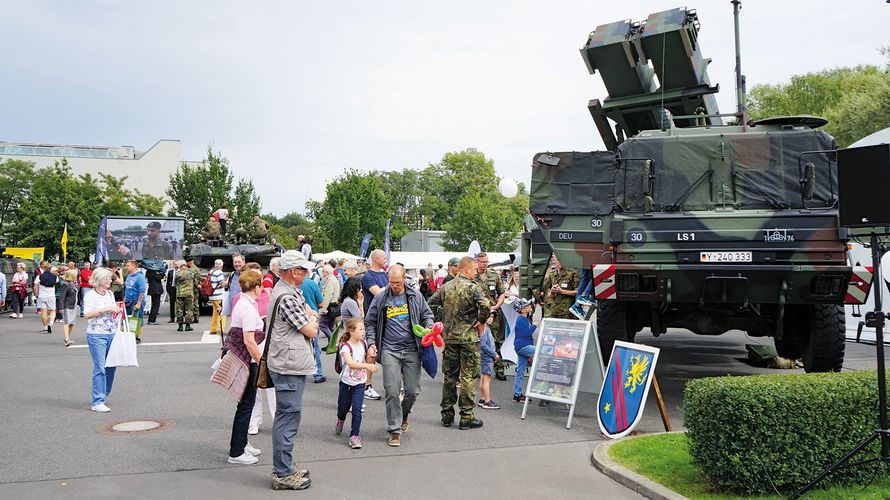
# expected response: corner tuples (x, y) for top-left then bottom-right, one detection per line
(607, 432), (890, 499)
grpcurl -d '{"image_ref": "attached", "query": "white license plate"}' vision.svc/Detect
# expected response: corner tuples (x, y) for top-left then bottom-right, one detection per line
(700, 251), (752, 263)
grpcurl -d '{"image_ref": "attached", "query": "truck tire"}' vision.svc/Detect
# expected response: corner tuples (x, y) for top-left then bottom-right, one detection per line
(774, 306), (806, 360)
(597, 300), (635, 364)
(803, 304), (845, 373)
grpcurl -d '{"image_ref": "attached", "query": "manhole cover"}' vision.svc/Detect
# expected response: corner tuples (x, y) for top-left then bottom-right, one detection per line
(96, 419), (174, 435)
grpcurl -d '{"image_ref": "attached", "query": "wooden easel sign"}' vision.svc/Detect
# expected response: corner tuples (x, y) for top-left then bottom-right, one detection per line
(597, 341), (660, 439)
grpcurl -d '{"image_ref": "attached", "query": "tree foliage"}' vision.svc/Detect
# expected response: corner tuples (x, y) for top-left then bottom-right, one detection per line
(0, 159), (165, 261)
(166, 147), (261, 241)
(308, 148), (526, 253)
(747, 58), (890, 147)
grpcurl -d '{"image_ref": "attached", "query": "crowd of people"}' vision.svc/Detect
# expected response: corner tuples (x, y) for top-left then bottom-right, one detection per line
(2, 245), (594, 491)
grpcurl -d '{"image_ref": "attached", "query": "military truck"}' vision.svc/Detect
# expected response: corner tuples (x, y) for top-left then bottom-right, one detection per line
(521, 7), (856, 372)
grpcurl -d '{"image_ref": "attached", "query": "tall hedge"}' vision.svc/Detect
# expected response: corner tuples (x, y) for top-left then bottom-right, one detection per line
(684, 370), (888, 494)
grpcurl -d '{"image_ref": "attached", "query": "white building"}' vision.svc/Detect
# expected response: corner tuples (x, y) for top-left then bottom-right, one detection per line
(400, 229), (522, 255)
(0, 139), (196, 199)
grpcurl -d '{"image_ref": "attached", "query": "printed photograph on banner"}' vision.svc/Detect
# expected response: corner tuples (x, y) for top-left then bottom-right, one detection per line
(525, 319), (590, 404)
(102, 216), (186, 261)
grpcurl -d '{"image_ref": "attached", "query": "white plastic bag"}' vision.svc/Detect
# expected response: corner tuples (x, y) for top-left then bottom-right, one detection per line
(106, 304), (139, 367)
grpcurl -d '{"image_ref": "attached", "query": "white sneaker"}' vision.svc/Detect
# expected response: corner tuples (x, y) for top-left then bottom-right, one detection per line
(364, 386), (381, 400)
(227, 452), (258, 465)
(91, 404), (111, 413)
(248, 425), (259, 435)
(18, 314), (23, 318)
(244, 443), (262, 456)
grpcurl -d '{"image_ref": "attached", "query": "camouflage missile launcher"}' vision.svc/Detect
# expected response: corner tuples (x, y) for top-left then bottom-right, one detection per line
(522, 7), (853, 373)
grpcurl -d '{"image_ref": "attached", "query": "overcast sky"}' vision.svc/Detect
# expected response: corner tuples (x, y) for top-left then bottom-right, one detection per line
(3, 1), (888, 215)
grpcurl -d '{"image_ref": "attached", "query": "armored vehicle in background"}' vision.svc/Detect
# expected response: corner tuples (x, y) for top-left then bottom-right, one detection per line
(521, 7), (856, 372)
(186, 241), (280, 308)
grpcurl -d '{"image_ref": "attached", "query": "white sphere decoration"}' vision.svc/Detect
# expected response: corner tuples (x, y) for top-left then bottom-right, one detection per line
(498, 178), (519, 198)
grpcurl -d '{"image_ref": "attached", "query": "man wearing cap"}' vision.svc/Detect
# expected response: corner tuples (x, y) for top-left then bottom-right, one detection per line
(142, 221), (173, 261)
(474, 252), (507, 381)
(266, 250), (317, 491)
(510, 298), (537, 402)
(442, 257), (459, 285)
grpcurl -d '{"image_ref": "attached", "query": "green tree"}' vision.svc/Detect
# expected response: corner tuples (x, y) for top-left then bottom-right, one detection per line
(310, 170), (392, 253)
(747, 59), (890, 147)
(166, 147), (261, 241)
(441, 191), (523, 252)
(0, 159), (36, 234)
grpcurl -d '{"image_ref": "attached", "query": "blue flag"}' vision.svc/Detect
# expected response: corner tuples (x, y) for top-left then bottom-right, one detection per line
(384, 219), (391, 265)
(95, 217), (108, 266)
(596, 341), (660, 439)
(359, 233), (372, 259)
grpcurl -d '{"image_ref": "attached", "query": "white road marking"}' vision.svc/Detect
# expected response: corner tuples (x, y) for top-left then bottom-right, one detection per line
(69, 331), (220, 348)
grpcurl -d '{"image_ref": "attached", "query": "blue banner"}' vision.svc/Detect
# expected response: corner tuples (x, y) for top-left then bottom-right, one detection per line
(359, 233), (372, 259)
(384, 219), (391, 265)
(95, 217), (108, 266)
(597, 341), (660, 439)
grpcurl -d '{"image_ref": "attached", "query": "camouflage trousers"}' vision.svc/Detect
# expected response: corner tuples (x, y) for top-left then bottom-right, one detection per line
(441, 342), (481, 423)
(176, 296), (195, 324)
(492, 317), (506, 376)
(192, 286), (200, 322)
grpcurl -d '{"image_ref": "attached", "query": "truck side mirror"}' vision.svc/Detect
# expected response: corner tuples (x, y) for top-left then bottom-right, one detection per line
(801, 163), (816, 200)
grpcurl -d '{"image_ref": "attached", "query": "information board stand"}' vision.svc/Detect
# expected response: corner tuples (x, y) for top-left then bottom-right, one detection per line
(520, 318), (599, 429)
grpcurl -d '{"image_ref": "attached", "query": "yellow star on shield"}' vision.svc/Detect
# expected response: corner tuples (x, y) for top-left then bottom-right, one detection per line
(603, 402), (611, 413)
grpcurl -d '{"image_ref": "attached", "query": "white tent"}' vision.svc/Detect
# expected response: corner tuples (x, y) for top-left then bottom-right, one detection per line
(312, 250), (361, 262)
(388, 251), (513, 270)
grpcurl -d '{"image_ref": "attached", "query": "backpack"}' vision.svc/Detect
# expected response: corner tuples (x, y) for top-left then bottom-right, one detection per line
(419, 278), (431, 297)
(39, 272), (58, 288)
(335, 340), (366, 375)
(200, 272), (214, 297)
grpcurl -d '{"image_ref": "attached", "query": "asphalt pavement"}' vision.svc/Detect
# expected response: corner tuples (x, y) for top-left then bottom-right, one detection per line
(0, 301), (883, 499)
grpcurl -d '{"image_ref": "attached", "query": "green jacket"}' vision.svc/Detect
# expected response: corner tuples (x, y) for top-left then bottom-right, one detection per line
(428, 275), (489, 344)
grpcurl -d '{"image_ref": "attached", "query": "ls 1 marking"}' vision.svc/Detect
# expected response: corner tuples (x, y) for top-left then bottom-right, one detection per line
(677, 232), (696, 241)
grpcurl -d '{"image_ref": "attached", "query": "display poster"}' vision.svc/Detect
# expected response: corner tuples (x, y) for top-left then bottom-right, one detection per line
(101, 216), (185, 262)
(525, 318), (591, 404)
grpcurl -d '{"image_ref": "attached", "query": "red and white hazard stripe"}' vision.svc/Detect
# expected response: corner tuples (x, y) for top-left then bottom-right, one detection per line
(845, 266), (873, 304)
(592, 264), (616, 300)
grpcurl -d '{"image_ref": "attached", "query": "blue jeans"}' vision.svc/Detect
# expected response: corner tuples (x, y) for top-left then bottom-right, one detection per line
(229, 364), (258, 457)
(576, 269), (592, 299)
(312, 337), (324, 380)
(337, 381), (365, 437)
(125, 300), (144, 321)
(87, 334), (117, 406)
(270, 372), (306, 478)
(513, 345), (537, 396)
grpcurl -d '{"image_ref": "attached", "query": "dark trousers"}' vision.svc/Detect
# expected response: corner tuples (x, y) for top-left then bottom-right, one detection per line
(337, 381), (365, 437)
(229, 363), (259, 457)
(148, 293), (161, 323)
(220, 219), (227, 237)
(11, 293), (24, 314)
(167, 288), (176, 321)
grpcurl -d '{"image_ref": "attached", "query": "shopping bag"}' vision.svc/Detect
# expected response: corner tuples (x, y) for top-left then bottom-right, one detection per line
(421, 344), (438, 379)
(106, 310), (139, 367)
(211, 352), (249, 401)
(127, 315), (142, 336)
(325, 323), (343, 355)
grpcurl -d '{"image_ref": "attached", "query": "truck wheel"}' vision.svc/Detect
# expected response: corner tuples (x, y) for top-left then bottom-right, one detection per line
(803, 304), (845, 373)
(597, 301), (635, 364)
(774, 306), (806, 360)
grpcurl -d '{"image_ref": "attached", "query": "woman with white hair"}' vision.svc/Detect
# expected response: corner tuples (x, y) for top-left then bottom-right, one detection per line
(83, 267), (124, 412)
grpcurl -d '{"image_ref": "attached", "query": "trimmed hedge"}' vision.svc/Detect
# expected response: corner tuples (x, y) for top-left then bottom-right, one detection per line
(684, 370), (888, 494)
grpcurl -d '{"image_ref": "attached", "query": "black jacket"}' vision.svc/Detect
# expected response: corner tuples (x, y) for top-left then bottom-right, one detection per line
(364, 285), (434, 357)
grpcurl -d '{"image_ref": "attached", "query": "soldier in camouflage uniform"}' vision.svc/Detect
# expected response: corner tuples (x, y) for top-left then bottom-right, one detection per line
(175, 261), (196, 331)
(473, 252), (507, 380)
(247, 214), (268, 244)
(142, 221), (173, 260)
(540, 255), (580, 319)
(200, 217), (221, 242)
(233, 226), (248, 245)
(427, 256), (490, 430)
(187, 257), (201, 323)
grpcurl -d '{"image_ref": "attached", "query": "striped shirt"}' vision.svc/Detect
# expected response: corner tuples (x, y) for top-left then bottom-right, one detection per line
(209, 269), (225, 301)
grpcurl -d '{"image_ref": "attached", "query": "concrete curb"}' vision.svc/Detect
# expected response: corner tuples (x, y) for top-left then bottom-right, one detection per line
(591, 435), (689, 500)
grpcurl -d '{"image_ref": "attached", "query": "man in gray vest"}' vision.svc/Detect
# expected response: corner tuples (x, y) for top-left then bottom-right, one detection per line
(267, 250), (317, 491)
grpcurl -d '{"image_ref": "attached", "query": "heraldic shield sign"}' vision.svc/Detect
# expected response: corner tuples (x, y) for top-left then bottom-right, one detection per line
(597, 341), (660, 439)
